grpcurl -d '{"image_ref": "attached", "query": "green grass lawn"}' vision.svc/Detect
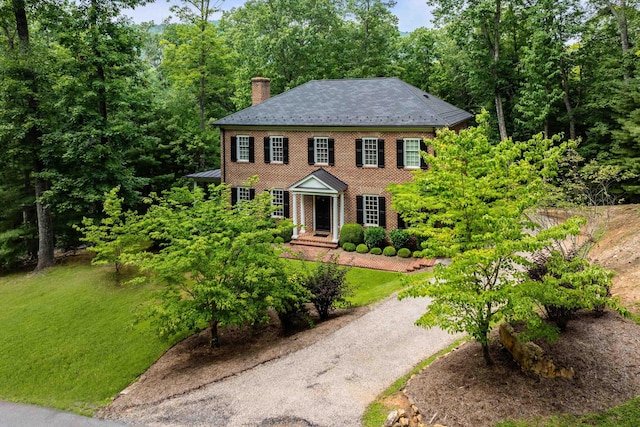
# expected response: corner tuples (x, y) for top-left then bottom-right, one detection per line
(1, 257), (419, 416)
(0, 261), (171, 415)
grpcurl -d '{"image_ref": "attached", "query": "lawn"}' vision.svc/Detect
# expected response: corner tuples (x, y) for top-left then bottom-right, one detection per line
(1, 257), (416, 416)
(0, 260), (171, 415)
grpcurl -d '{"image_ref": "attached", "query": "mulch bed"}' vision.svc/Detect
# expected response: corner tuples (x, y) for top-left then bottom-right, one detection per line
(406, 310), (640, 427)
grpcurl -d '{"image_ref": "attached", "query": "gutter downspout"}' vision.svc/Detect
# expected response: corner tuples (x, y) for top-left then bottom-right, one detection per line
(221, 128), (226, 183)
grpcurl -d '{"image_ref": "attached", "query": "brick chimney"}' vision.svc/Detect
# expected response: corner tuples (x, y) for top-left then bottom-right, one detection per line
(251, 77), (271, 106)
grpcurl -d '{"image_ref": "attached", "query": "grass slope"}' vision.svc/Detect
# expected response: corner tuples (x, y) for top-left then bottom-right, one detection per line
(0, 262), (170, 415)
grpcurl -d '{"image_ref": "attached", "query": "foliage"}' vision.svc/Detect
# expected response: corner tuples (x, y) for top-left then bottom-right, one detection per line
(0, 263), (170, 415)
(342, 242), (356, 252)
(356, 243), (369, 254)
(126, 183), (300, 347)
(76, 187), (148, 284)
(304, 254), (352, 320)
(397, 248), (411, 258)
(370, 247), (382, 255)
(274, 236), (284, 244)
(389, 228), (410, 249)
(364, 226), (387, 249)
(521, 250), (626, 336)
(390, 113), (583, 364)
(339, 222), (365, 246)
(412, 250), (423, 258)
(276, 222), (294, 242)
(383, 246), (397, 257)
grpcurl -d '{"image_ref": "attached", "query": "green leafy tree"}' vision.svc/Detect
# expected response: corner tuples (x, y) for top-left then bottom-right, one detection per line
(76, 187), (147, 284)
(128, 183), (297, 347)
(389, 112), (583, 365)
(305, 254), (352, 321)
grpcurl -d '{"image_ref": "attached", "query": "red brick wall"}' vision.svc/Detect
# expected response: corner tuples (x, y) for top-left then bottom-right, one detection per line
(221, 128), (437, 231)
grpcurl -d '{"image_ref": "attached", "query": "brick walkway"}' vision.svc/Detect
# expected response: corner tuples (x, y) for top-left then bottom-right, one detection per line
(281, 244), (435, 273)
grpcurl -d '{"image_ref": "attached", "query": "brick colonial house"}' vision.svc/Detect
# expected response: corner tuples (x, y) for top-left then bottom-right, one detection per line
(212, 77), (473, 247)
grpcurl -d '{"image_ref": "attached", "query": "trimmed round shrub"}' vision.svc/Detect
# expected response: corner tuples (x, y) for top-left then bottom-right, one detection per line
(275, 222), (294, 242)
(356, 244), (369, 254)
(364, 226), (387, 249)
(383, 246), (397, 257)
(397, 248), (411, 258)
(389, 229), (410, 250)
(342, 242), (356, 252)
(370, 247), (382, 255)
(339, 223), (364, 246)
(413, 250), (423, 258)
(274, 236), (285, 244)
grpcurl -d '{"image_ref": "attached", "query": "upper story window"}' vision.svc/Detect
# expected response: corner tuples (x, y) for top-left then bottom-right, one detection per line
(315, 137), (329, 164)
(231, 186), (255, 206)
(237, 136), (250, 162)
(404, 138), (421, 168)
(363, 138), (378, 166)
(396, 138), (427, 170)
(264, 136), (288, 164)
(307, 137), (335, 166)
(356, 138), (385, 168)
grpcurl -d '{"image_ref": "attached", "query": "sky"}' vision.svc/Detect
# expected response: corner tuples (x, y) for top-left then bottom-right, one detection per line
(123, 0), (434, 32)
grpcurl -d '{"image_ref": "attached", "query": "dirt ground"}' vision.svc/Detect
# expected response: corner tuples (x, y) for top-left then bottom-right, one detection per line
(102, 205), (640, 426)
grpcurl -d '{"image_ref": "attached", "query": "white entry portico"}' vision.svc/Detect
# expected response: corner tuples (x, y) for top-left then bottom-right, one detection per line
(288, 169), (348, 243)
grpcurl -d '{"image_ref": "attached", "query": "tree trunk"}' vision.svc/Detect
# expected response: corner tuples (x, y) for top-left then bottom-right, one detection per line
(35, 175), (55, 270)
(13, 0), (55, 270)
(210, 319), (220, 348)
(482, 342), (494, 365)
(492, 0), (508, 141)
(560, 58), (577, 140)
(608, 0), (631, 82)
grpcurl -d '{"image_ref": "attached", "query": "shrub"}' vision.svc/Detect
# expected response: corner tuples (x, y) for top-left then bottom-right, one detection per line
(383, 246), (396, 257)
(339, 223), (364, 246)
(364, 226), (387, 249)
(356, 244), (369, 254)
(276, 221), (294, 242)
(274, 236), (284, 244)
(305, 255), (352, 320)
(413, 250), (423, 258)
(342, 242), (356, 252)
(274, 274), (312, 332)
(397, 248), (411, 258)
(370, 247), (382, 255)
(389, 229), (410, 250)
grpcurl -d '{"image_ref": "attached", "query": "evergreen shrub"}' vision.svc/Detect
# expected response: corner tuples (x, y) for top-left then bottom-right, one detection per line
(364, 226), (387, 249)
(370, 247), (382, 255)
(339, 223), (364, 246)
(383, 246), (396, 257)
(397, 248), (411, 258)
(356, 244), (369, 254)
(342, 242), (356, 252)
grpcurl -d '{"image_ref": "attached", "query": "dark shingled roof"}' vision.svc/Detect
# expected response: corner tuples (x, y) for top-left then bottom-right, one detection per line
(185, 169), (221, 181)
(212, 78), (473, 128)
(310, 168), (348, 192)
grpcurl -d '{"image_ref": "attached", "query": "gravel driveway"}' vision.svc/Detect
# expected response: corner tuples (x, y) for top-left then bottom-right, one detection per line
(114, 295), (458, 427)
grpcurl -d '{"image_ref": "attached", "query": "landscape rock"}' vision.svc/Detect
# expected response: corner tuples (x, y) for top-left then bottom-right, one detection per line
(383, 410), (399, 427)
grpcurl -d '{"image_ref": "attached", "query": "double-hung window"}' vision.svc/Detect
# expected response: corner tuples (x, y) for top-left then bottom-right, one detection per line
(356, 138), (384, 168)
(270, 136), (283, 163)
(364, 195), (379, 226)
(237, 135), (250, 162)
(314, 137), (329, 164)
(403, 138), (421, 169)
(363, 138), (378, 167)
(356, 195), (386, 227)
(271, 189), (284, 218)
(238, 187), (252, 202)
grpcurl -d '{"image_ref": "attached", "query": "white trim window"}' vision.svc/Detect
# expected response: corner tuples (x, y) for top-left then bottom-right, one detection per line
(314, 137), (329, 164)
(238, 186), (252, 202)
(364, 195), (379, 226)
(237, 135), (250, 162)
(404, 138), (421, 169)
(363, 137), (378, 167)
(271, 189), (284, 218)
(270, 136), (284, 163)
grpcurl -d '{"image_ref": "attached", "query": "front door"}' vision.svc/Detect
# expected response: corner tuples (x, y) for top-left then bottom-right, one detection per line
(315, 196), (331, 232)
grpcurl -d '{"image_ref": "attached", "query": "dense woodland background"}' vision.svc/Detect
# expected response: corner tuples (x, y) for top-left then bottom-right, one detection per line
(0, 0), (638, 271)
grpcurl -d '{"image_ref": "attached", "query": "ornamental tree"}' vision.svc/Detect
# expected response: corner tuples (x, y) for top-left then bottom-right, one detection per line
(127, 182), (302, 347)
(389, 112), (585, 365)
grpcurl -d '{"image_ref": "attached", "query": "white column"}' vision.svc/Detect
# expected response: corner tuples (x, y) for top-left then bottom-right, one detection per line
(340, 193), (345, 230)
(300, 194), (306, 233)
(292, 193), (298, 239)
(332, 195), (339, 243)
